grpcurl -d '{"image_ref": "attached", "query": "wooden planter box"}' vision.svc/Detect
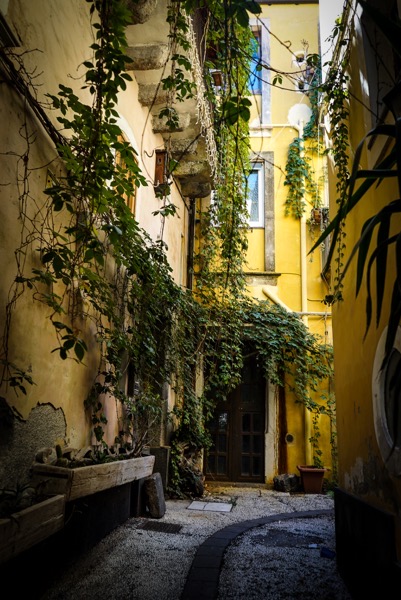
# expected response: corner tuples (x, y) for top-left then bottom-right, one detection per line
(0, 494), (65, 564)
(31, 455), (155, 502)
(297, 465), (326, 494)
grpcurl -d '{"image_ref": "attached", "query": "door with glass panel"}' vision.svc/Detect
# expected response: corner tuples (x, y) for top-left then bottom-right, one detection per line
(205, 353), (265, 482)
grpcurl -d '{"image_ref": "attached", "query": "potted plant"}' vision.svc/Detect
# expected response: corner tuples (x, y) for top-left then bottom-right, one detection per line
(31, 444), (155, 502)
(0, 483), (65, 564)
(297, 464), (327, 494)
(297, 398), (332, 493)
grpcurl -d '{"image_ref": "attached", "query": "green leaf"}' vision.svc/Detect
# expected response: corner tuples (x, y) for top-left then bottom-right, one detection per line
(355, 217), (375, 298)
(62, 338), (75, 351)
(42, 251), (54, 264)
(74, 342), (86, 361)
(245, 0), (262, 15)
(236, 7), (249, 28)
(342, 200), (401, 293)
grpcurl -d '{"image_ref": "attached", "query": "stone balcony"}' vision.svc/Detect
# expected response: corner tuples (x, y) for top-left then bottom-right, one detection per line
(123, 0), (214, 198)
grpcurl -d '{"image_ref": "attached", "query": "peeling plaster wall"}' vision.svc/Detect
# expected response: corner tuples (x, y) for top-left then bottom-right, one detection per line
(0, 401), (66, 487)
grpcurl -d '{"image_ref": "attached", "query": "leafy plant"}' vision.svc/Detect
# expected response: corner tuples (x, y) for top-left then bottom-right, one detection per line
(311, 0), (401, 369)
(1, 0), (335, 495)
(284, 57), (323, 219)
(0, 482), (46, 518)
(284, 137), (322, 218)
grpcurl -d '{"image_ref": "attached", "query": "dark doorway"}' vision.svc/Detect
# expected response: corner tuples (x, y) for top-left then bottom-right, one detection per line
(205, 352), (266, 482)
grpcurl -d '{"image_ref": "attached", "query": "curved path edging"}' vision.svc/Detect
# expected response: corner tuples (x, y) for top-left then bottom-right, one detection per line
(181, 508), (334, 600)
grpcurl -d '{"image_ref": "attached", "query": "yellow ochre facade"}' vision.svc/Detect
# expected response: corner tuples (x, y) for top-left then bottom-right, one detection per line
(319, 0), (401, 591)
(0, 0), (210, 484)
(0, 0), (333, 497)
(244, 1), (334, 482)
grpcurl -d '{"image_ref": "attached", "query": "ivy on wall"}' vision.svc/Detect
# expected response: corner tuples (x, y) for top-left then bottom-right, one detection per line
(283, 56), (323, 219)
(0, 0), (335, 495)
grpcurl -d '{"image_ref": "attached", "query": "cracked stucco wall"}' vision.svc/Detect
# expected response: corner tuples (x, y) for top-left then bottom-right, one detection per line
(0, 400), (66, 487)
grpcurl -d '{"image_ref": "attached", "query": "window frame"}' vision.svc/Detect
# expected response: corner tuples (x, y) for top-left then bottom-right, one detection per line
(249, 28), (262, 95)
(246, 162), (264, 228)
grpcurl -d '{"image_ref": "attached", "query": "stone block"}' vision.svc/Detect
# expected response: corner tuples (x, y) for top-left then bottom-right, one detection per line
(180, 179), (211, 199)
(138, 84), (168, 107)
(152, 111), (191, 133)
(126, 44), (169, 71)
(123, 0), (158, 24)
(273, 473), (300, 493)
(149, 446), (170, 490)
(144, 472), (166, 518)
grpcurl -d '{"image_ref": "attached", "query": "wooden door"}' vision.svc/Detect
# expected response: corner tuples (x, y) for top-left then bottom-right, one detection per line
(205, 353), (265, 482)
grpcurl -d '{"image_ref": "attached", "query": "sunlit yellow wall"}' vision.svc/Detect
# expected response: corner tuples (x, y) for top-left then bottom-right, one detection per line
(0, 0), (188, 457)
(247, 2), (333, 478)
(322, 5), (401, 529)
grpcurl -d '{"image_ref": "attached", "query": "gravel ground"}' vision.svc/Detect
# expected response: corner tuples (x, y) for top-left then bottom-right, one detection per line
(218, 514), (351, 599)
(39, 485), (353, 600)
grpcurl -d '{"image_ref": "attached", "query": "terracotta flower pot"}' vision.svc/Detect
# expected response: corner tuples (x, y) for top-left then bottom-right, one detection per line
(297, 465), (326, 494)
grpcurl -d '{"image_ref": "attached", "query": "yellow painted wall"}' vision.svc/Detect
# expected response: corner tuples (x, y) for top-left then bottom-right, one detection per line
(0, 0), (189, 462)
(329, 36), (401, 510)
(319, 0), (401, 563)
(247, 2), (333, 479)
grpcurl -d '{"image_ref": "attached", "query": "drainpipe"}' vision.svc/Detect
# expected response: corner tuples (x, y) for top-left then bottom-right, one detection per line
(301, 219), (313, 464)
(298, 121), (313, 465)
(297, 120), (308, 324)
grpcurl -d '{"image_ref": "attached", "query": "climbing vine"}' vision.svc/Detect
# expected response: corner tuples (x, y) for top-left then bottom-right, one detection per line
(1, 0), (197, 457)
(165, 0), (259, 494)
(311, 11), (353, 301)
(1, 0), (335, 495)
(283, 55), (323, 219)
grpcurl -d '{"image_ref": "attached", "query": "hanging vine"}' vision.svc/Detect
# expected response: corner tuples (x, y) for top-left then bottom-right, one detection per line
(311, 10), (353, 302)
(1, 0), (335, 495)
(283, 55), (323, 219)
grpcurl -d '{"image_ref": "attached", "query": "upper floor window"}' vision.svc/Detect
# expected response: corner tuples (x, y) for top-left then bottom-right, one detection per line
(249, 17), (271, 125)
(246, 163), (264, 228)
(249, 29), (262, 94)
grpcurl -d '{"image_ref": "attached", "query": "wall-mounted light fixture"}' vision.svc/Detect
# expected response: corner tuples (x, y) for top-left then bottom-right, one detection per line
(155, 149), (167, 187)
(154, 149), (170, 198)
(210, 69), (223, 87)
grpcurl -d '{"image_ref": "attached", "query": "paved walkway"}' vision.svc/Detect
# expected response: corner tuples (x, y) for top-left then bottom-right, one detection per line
(182, 509), (340, 599)
(34, 486), (352, 599)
